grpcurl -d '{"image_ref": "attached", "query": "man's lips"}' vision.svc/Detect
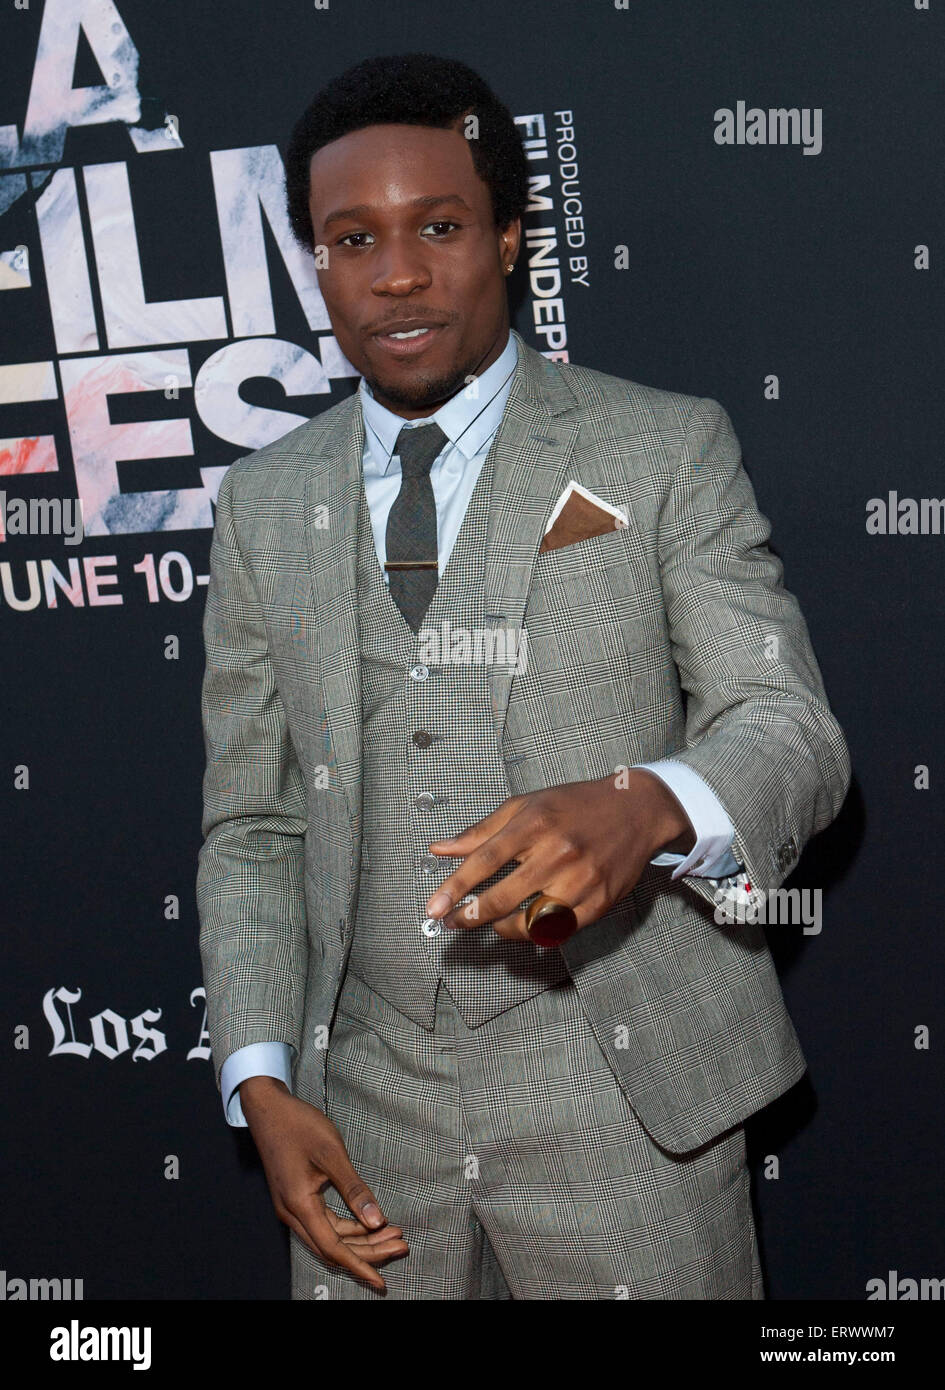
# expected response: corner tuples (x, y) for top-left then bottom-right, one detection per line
(370, 320), (449, 358)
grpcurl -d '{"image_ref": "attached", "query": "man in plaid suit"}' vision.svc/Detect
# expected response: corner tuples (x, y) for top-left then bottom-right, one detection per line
(197, 53), (850, 1300)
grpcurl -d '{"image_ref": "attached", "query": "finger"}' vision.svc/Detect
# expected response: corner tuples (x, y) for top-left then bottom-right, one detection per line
(280, 1206), (383, 1282)
(346, 1236), (410, 1262)
(317, 1219), (406, 1277)
(490, 904), (581, 941)
(439, 878), (536, 934)
(324, 1210), (405, 1244)
(425, 819), (535, 921)
(440, 855), (551, 931)
(321, 1148), (388, 1229)
(490, 909), (530, 941)
(427, 799), (527, 865)
(298, 1205), (392, 1291)
(320, 1206), (409, 1257)
(490, 883), (608, 941)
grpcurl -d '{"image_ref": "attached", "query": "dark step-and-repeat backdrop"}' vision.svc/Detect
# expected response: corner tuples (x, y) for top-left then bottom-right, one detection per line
(1, 0), (942, 1314)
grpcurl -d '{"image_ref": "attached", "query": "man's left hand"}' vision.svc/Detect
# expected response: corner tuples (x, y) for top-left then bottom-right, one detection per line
(424, 770), (695, 942)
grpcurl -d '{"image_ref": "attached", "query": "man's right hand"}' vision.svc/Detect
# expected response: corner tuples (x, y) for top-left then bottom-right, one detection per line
(239, 1076), (408, 1292)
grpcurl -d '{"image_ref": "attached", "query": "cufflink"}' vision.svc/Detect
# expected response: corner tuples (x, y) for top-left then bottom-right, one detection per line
(713, 869), (760, 915)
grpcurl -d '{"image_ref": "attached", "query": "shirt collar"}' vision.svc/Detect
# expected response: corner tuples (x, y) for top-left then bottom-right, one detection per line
(359, 330), (518, 477)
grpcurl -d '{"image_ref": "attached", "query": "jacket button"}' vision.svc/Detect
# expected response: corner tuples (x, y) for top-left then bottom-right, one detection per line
(412, 730), (434, 747)
(415, 791), (436, 810)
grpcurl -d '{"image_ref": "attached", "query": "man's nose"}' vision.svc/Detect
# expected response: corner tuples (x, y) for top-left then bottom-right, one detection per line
(370, 241), (432, 295)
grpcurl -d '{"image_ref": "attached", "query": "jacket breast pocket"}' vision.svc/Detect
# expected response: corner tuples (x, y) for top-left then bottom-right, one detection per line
(533, 524), (631, 582)
(525, 526), (664, 660)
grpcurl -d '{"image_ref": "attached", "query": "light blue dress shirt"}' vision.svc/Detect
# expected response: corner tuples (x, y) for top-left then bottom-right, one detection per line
(218, 332), (740, 1126)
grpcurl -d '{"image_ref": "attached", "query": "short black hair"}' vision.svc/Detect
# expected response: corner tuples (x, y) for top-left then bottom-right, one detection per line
(285, 52), (529, 254)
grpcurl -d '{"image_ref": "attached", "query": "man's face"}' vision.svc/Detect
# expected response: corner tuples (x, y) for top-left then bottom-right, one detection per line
(308, 122), (520, 418)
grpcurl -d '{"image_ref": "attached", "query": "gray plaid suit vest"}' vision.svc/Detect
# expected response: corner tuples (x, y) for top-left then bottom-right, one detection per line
(346, 437), (569, 1028)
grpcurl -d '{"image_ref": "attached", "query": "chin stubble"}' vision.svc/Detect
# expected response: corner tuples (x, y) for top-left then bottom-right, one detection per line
(366, 363), (472, 412)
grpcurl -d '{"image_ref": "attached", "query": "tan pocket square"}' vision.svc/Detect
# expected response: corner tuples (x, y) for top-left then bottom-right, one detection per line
(539, 482), (629, 553)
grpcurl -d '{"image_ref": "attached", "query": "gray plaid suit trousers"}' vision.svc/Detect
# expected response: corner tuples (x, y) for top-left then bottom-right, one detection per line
(290, 970), (763, 1300)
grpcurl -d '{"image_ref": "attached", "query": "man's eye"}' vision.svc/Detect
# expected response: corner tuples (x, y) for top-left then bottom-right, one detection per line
(338, 231), (374, 247)
(422, 221), (460, 236)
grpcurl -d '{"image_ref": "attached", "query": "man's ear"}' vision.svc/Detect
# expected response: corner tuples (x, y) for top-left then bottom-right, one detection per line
(500, 216), (522, 266)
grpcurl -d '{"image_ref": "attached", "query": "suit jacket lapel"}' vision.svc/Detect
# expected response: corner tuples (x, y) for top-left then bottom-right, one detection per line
(304, 394), (365, 835)
(483, 330), (582, 745)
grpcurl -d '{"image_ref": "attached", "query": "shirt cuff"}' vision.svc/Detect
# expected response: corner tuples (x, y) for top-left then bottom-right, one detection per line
(632, 758), (742, 880)
(220, 1041), (294, 1128)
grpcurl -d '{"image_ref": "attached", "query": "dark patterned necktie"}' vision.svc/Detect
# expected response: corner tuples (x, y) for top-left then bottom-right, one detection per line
(385, 422), (447, 632)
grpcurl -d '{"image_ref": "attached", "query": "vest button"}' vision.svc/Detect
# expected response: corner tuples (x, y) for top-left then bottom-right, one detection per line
(412, 730), (434, 748)
(420, 917), (442, 938)
(409, 664), (429, 681)
(414, 792), (436, 810)
(418, 854), (440, 873)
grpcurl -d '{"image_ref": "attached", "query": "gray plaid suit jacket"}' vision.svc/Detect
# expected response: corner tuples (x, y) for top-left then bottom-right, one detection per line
(197, 328), (851, 1154)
